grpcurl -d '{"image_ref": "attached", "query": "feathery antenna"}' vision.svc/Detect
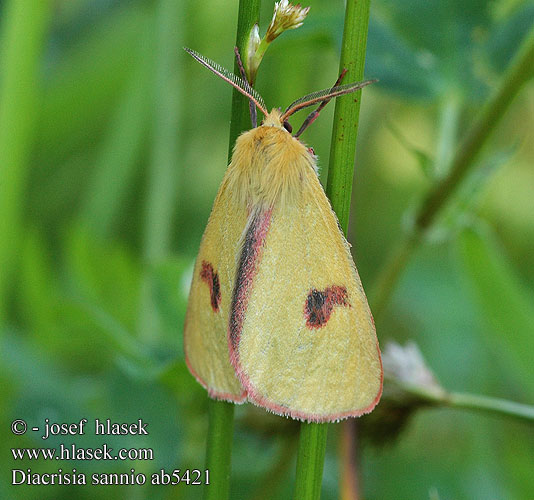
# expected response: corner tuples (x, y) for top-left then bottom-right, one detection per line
(294, 69), (347, 138)
(184, 47), (268, 117)
(281, 79), (377, 122)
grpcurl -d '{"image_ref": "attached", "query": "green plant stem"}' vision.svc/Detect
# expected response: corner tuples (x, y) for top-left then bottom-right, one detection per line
(446, 392), (534, 423)
(294, 1), (372, 500)
(294, 424), (329, 500)
(228, 0), (261, 159)
(204, 400), (235, 500)
(371, 23), (534, 318)
(434, 93), (461, 178)
(326, 0), (372, 229)
(204, 2), (260, 499)
(0, 0), (53, 323)
(401, 383), (534, 424)
(139, 0), (182, 340)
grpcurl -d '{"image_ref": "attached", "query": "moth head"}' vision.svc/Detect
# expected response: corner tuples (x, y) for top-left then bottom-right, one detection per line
(262, 109), (285, 129)
(258, 109), (293, 132)
(184, 47), (376, 137)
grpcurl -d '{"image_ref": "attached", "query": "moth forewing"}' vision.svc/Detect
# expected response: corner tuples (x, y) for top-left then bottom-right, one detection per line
(183, 174), (248, 402)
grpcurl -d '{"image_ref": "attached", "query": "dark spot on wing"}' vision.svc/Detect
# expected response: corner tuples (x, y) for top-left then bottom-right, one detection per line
(200, 261), (221, 312)
(304, 285), (350, 328)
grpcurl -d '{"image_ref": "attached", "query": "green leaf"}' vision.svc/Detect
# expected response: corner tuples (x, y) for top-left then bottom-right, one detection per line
(363, 0), (534, 100)
(0, 0), (53, 321)
(29, 3), (154, 234)
(151, 257), (191, 347)
(387, 121), (435, 178)
(366, 16), (439, 99)
(486, 3), (534, 72)
(17, 228), (117, 372)
(455, 225), (534, 396)
(34, 3), (151, 166)
(425, 145), (518, 241)
(64, 224), (141, 332)
(18, 229), (57, 332)
(79, 39), (152, 237)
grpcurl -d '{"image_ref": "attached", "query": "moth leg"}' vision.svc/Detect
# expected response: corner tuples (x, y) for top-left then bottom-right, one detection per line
(294, 69), (348, 138)
(234, 46), (257, 128)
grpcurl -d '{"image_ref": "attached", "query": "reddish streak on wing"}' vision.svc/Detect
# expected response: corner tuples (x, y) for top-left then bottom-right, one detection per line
(200, 261), (221, 312)
(304, 285), (350, 329)
(228, 208), (272, 356)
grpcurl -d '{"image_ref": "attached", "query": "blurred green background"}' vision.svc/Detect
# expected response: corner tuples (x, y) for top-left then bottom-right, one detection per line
(1, 0), (533, 498)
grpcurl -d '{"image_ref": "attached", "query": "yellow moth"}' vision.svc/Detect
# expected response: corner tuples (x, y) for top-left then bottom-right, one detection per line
(184, 48), (382, 422)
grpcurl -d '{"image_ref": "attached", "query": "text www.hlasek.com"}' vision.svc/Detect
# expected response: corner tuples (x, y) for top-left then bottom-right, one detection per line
(12, 443), (153, 461)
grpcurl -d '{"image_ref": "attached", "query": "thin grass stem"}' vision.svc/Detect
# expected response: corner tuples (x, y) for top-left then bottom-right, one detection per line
(400, 383), (534, 424)
(294, 423), (329, 500)
(203, 1), (260, 499)
(446, 392), (534, 423)
(204, 400), (236, 500)
(294, 0), (372, 499)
